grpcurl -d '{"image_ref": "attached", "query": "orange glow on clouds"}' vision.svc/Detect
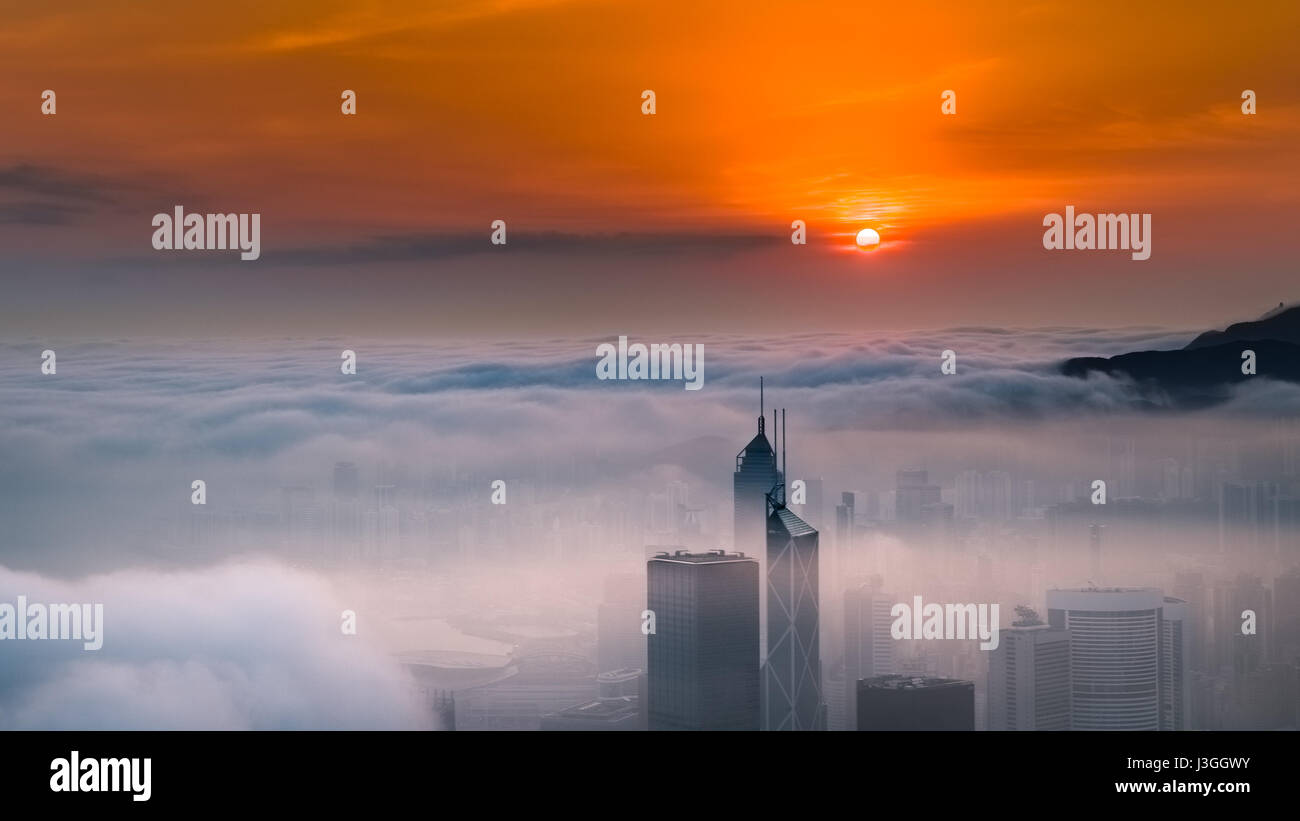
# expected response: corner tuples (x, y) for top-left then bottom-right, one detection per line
(0, 0), (1296, 255)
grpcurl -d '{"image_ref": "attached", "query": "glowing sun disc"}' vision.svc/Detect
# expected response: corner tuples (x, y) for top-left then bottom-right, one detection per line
(855, 228), (881, 247)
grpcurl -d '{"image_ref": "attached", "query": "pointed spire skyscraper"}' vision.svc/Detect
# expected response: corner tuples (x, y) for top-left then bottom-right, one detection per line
(763, 435), (826, 731)
(735, 378), (783, 657)
(735, 379), (782, 556)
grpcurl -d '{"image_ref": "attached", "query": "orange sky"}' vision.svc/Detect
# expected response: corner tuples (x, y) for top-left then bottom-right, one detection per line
(1, 1), (1298, 333)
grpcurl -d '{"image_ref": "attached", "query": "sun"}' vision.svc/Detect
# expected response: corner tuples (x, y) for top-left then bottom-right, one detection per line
(855, 228), (881, 248)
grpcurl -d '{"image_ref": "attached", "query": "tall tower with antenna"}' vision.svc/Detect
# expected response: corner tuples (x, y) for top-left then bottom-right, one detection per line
(762, 407), (825, 730)
(735, 378), (782, 555)
(735, 378), (784, 658)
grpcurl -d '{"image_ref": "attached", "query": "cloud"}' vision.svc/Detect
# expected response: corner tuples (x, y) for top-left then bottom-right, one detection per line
(0, 164), (119, 204)
(0, 164), (124, 225)
(2, 328), (1297, 573)
(0, 201), (96, 226)
(259, 230), (782, 266)
(0, 562), (432, 729)
(0, 328), (1294, 728)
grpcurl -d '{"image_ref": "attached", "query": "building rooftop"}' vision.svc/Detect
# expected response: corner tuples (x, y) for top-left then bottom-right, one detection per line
(544, 696), (641, 721)
(597, 667), (643, 684)
(770, 506), (817, 537)
(1050, 586), (1160, 594)
(858, 675), (974, 691)
(650, 549), (754, 564)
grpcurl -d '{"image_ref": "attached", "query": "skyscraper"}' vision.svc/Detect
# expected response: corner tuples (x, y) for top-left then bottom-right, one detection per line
(1047, 587), (1188, 730)
(332, 461), (360, 499)
(895, 469), (941, 523)
(1173, 570), (1209, 673)
(1274, 568), (1300, 666)
(597, 571), (646, 674)
(734, 378), (782, 557)
(1088, 523), (1103, 583)
(646, 550), (760, 730)
(799, 477), (824, 530)
(987, 611), (1071, 731)
(734, 379), (782, 655)
(857, 675), (975, 731)
(1212, 574), (1270, 679)
(1160, 597), (1190, 730)
(842, 578), (896, 730)
(764, 484), (826, 731)
(835, 492), (855, 551)
(955, 469), (1013, 520)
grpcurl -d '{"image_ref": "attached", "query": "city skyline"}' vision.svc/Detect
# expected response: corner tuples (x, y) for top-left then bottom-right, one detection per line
(2, 0), (1298, 746)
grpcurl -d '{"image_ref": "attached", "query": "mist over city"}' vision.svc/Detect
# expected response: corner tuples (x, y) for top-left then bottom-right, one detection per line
(2, 9), (1298, 809)
(3, 321), (1296, 730)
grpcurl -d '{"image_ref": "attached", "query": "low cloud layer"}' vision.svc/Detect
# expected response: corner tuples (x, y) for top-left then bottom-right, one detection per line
(0, 562), (430, 729)
(3, 329), (1298, 567)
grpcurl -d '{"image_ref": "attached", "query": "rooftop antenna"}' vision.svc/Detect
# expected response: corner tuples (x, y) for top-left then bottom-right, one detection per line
(782, 408), (787, 479)
(758, 377), (765, 434)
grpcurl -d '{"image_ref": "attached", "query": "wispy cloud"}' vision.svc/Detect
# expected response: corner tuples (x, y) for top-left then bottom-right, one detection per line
(0, 562), (431, 729)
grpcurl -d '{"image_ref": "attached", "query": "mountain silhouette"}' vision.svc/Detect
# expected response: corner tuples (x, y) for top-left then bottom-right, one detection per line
(1062, 303), (1300, 407)
(1184, 302), (1300, 349)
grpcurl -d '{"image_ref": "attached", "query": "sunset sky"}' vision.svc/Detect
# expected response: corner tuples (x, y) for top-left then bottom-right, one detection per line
(1, 0), (1297, 335)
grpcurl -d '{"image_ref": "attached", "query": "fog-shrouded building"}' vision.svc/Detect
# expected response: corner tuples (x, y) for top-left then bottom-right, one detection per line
(1212, 574), (1270, 679)
(987, 620), (1071, 730)
(734, 381), (783, 659)
(895, 469), (941, 524)
(835, 492), (854, 552)
(1275, 568), (1300, 666)
(540, 668), (646, 731)
(647, 550), (760, 730)
(597, 571), (646, 674)
(734, 381), (782, 558)
(1047, 587), (1188, 730)
(797, 477), (824, 530)
(841, 578), (896, 730)
(764, 490), (826, 731)
(857, 675), (975, 730)
(1160, 597), (1190, 730)
(332, 461), (360, 499)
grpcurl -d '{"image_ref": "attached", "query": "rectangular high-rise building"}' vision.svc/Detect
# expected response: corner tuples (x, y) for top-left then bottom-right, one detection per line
(332, 461), (360, 499)
(647, 550), (760, 730)
(857, 675), (975, 730)
(987, 623), (1071, 730)
(955, 469), (1014, 520)
(1047, 587), (1188, 730)
(764, 496), (826, 730)
(843, 579), (895, 730)
(835, 492), (854, 551)
(1212, 575), (1270, 678)
(1173, 571), (1208, 673)
(1274, 568), (1300, 666)
(896, 469), (941, 523)
(1160, 597), (1190, 730)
